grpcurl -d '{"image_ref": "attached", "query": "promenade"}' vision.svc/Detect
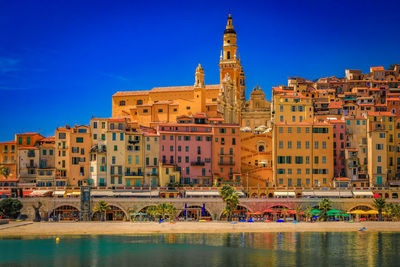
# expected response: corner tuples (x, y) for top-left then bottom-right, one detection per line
(2, 221), (400, 237)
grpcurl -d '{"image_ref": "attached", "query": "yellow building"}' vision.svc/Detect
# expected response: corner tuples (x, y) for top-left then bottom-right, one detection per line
(272, 122), (334, 187)
(89, 118), (109, 186)
(272, 93), (314, 124)
(125, 130), (144, 187)
(55, 125), (91, 186)
(367, 112), (396, 186)
(159, 163), (180, 187)
(143, 131), (159, 187)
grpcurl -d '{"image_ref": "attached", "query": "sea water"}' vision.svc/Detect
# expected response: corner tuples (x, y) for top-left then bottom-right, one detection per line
(1, 232), (399, 266)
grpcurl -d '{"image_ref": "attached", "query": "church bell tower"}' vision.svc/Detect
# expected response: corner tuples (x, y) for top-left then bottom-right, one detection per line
(218, 14), (245, 124)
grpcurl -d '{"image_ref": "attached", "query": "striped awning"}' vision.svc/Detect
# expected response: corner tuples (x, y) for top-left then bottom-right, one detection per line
(352, 191), (373, 197)
(274, 191), (296, 197)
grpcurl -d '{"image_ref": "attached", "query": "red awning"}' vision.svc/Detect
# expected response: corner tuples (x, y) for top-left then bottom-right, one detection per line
(263, 209), (274, 213)
(0, 191), (11, 195)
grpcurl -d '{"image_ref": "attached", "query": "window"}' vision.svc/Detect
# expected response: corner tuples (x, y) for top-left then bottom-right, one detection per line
(119, 101), (126, 106)
(305, 128), (310, 133)
(232, 138), (236, 145)
(137, 100), (143, 105)
(128, 155), (132, 164)
(314, 156), (319, 164)
(278, 141), (283, 149)
(376, 144), (384, 150)
(49, 149), (53, 156)
(377, 166), (382, 174)
(287, 141), (292, 149)
(158, 109), (163, 113)
(27, 137), (31, 145)
(135, 155), (139, 164)
(322, 141), (326, 149)
(322, 156), (326, 164)
(314, 141), (319, 149)
(306, 156), (310, 164)
(297, 127), (301, 133)
(76, 137), (84, 143)
(143, 109), (148, 113)
(288, 127), (292, 133)
(185, 146), (189, 152)
(279, 127), (283, 133)
(297, 141), (301, 149)
(112, 156), (116, 164)
(114, 145), (118, 151)
(378, 156), (381, 163)
(305, 141), (309, 149)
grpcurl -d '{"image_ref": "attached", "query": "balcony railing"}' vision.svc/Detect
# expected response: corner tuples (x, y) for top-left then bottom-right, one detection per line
(125, 172), (143, 177)
(219, 162), (235, 166)
(26, 164), (37, 168)
(191, 161), (205, 166)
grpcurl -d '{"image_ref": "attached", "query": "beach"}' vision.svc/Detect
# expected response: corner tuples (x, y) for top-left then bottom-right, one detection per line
(1, 221), (400, 237)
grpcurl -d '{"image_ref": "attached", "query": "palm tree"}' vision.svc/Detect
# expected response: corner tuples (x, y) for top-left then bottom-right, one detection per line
(94, 201), (110, 221)
(295, 205), (303, 221)
(146, 206), (157, 221)
(0, 165), (9, 179)
(304, 206), (313, 222)
(373, 197), (386, 221)
(318, 198), (332, 221)
(154, 203), (176, 221)
(219, 185), (239, 221)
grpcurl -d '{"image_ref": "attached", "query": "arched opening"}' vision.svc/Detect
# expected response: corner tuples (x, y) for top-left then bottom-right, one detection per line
(220, 205), (249, 221)
(92, 205), (126, 221)
(392, 193), (398, 199)
(268, 193), (273, 198)
(385, 193), (389, 198)
(50, 205), (80, 221)
(227, 51), (231, 59)
(260, 193), (266, 199)
(251, 193), (258, 198)
(258, 145), (265, 152)
(131, 205), (156, 222)
(178, 205), (212, 221)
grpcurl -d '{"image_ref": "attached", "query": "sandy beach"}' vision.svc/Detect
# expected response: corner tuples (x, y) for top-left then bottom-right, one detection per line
(1, 221), (400, 237)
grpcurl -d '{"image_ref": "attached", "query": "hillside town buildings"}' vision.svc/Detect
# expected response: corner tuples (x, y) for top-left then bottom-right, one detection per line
(1, 14), (400, 193)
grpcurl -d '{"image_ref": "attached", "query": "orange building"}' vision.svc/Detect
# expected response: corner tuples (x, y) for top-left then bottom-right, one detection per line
(240, 132), (273, 188)
(55, 125), (91, 186)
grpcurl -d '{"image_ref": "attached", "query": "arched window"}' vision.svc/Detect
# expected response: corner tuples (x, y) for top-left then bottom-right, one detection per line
(258, 145), (265, 152)
(227, 51), (231, 59)
(119, 101), (126, 106)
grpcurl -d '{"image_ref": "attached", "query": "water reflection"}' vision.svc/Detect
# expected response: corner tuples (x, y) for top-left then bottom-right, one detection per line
(1, 232), (400, 266)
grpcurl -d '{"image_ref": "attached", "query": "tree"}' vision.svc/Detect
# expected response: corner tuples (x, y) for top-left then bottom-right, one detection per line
(220, 185), (239, 221)
(295, 205), (303, 221)
(94, 201), (110, 221)
(0, 165), (9, 179)
(304, 207), (313, 222)
(373, 197), (386, 221)
(0, 198), (23, 219)
(318, 198), (332, 221)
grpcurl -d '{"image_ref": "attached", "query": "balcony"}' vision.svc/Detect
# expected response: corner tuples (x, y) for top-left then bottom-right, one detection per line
(191, 161), (205, 166)
(125, 172), (144, 178)
(26, 164), (37, 168)
(146, 172), (159, 176)
(219, 162), (235, 166)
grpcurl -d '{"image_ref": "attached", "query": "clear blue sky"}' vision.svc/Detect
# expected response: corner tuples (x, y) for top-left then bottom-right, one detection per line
(1, 0), (399, 141)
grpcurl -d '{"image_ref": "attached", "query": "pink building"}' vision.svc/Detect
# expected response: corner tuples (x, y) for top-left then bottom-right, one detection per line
(330, 119), (346, 177)
(158, 114), (213, 186)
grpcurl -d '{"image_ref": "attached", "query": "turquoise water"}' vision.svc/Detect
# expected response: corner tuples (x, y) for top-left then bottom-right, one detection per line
(1, 232), (400, 266)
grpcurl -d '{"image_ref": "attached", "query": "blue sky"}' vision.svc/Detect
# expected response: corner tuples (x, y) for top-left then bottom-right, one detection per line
(1, 0), (400, 141)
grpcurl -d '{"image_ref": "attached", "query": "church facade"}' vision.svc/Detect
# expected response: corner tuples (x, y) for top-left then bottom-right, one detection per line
(112, 14), (270, 129)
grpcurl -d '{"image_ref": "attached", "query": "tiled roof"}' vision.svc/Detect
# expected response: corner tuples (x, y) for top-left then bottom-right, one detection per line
(371, 66), (385, 71)
(328, 101), (343, 109)
(367, 112), (394, 116)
